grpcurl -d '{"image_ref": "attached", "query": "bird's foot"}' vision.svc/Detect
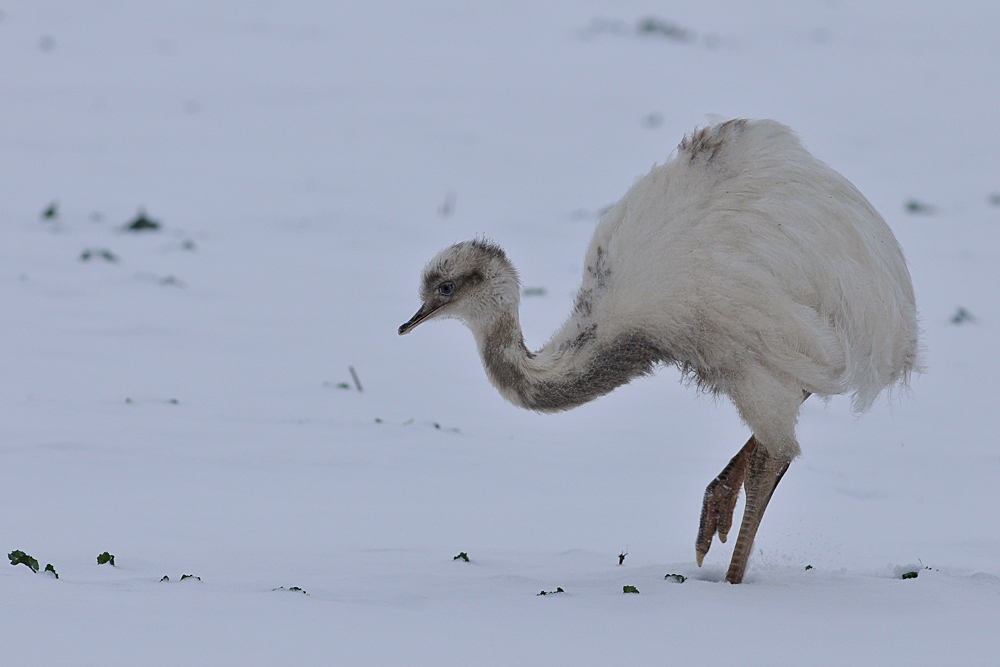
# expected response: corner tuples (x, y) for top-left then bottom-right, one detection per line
(724, 444), (791, 584)
(695, 436), (757, 567)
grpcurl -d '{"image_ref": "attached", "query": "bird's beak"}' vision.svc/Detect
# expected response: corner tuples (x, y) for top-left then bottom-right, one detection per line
(398, 302), (437, 335)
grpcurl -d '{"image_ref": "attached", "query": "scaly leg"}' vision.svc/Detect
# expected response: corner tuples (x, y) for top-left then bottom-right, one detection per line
(696, 436), (757, 567)
(724, 444), (791, 584)
(697, 392), (809, 581)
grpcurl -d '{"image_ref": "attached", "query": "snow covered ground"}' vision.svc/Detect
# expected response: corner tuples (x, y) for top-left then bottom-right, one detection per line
(2, 1), (999, 664)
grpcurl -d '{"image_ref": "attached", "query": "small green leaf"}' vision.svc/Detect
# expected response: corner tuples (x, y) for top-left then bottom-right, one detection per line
(951, 307), (976, 325)
(272, 586), (308, 594)
(664, 573), (686, 583)
(804, 565), (813, 571)
(537, 587), (565, 596)
(622, 585), (640, 594)
(8, 550), (40, 573)
(161, 575), (170, 582)
(125, 209), (161, 231)
(636, 17), (693, 42)
(453, 552), (470, 562)
(80, 248), (118, 263)
(97, 552), (115, 566)
(901, 571), (918, 580)
(44, 564), (59, 579)
(180, 574), (201, 581)
(42, 201), (58, 219)
(904, 199), (935, 215)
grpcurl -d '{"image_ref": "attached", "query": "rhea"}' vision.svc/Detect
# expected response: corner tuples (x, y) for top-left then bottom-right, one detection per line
(399, 119), (920, 584)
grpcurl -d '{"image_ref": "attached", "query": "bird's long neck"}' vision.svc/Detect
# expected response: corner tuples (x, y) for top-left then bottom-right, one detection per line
(471, 304), (663, 414)
(474, 308), (542, 408)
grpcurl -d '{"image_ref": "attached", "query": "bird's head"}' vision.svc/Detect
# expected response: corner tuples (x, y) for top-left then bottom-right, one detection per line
(398, 239), (520, 336)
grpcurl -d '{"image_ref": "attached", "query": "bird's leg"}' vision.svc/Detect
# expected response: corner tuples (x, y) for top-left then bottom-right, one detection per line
(697, 391), (808, 579)
(696, 436), (757, 566)
(724, 443), (791, 584)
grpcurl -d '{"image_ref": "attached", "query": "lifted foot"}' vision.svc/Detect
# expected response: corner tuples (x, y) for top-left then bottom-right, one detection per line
(695, 436), (757, 567)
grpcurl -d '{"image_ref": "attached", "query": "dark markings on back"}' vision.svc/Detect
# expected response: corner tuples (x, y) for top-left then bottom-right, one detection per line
(576, 244), (611, 320)
(593, 246), (611, 289)
(573, 289), (594, 318)
(678, 118), (748, 163)
(571, 323), (597, 350)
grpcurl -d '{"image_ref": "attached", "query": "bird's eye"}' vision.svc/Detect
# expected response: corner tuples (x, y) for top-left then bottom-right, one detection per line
(437, 282), (455, 296)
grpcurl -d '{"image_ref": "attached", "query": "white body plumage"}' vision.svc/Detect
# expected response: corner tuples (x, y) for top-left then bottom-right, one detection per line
(401, 119), (921, 461)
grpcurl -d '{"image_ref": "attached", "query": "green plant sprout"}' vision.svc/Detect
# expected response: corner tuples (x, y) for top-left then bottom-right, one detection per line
(8, 550), (40, 573)
(126, 209), (161, 231)
(273, 586), (307, 594)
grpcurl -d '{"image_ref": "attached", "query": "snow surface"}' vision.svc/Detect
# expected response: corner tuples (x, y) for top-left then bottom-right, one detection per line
(3, 1), (999, 664)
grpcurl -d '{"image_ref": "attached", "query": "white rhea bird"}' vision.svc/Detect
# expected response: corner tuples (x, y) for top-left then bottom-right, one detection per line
(399, 119), (921, 584)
